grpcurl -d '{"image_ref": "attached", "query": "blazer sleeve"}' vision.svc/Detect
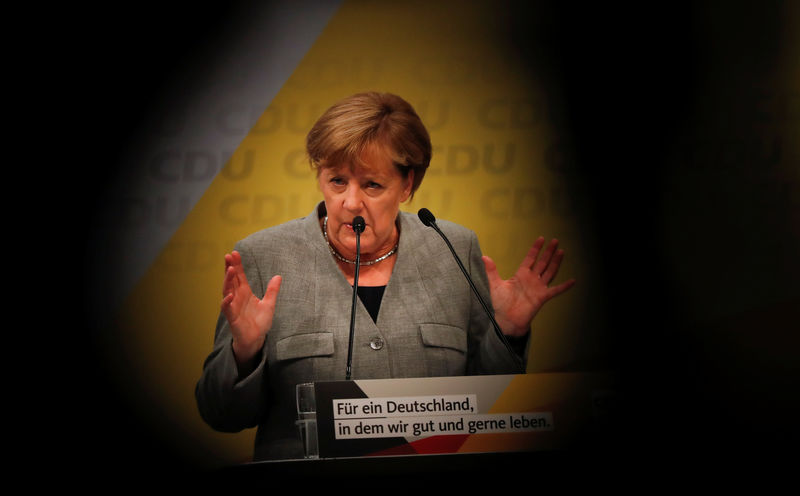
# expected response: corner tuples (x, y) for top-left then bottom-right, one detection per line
(465, 231), (529, 375)
(195, 242), (270, 432)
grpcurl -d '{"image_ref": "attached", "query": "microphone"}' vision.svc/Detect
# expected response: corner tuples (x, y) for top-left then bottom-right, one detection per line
(352, 216), (366, 234)
(417, 208), (525, 373)
(418, 207), (436, 227)
(346, 216), (365, 380)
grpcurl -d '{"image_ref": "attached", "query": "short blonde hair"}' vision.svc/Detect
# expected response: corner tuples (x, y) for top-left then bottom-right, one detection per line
(306, 92), (431, 197)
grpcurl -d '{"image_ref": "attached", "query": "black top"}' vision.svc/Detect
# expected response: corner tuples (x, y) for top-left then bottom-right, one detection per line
(356, 285), (386, 323)
(356, 284), (525, 358)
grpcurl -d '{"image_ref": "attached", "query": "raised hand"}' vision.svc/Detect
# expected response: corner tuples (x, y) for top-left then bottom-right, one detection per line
(221, 250), (282, 365)
(483, 237), (575, 337)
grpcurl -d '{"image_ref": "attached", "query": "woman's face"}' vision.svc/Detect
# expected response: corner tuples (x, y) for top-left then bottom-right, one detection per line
(319, 145), (414, 261)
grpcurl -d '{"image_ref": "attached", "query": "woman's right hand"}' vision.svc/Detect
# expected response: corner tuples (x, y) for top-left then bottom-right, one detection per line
(221, 250), (282, 365)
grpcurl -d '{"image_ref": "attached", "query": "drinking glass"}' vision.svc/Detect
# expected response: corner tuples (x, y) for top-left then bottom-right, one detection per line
(295, 383), (318, 458)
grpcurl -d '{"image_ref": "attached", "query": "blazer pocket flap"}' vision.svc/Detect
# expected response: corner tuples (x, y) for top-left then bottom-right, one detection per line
(420, 324), (467, 353)
(276, 332), (335, 361)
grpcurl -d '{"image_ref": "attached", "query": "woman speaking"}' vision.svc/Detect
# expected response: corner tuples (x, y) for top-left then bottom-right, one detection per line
(195, 92), (575, 460)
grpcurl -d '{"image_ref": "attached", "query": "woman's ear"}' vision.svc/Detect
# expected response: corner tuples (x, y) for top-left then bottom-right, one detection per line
(401, 169), (415, 202)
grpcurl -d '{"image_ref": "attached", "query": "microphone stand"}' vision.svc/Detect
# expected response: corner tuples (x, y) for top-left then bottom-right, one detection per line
(345, 217), (365, 380)
(418, 208), (525, 373)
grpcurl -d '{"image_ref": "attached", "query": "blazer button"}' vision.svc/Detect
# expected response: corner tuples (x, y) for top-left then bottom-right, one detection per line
(369, 336), (384, 350)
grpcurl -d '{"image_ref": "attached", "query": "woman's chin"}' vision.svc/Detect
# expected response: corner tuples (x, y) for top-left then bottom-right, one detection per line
(344, 242), (379, 260)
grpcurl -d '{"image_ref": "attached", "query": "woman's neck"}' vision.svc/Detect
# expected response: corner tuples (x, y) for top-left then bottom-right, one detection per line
(320, 210), (401, 286)
(336, 256), (396, 286)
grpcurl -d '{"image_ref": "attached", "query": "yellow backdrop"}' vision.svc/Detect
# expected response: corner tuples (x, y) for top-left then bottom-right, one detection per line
(111, 0), (603, 468)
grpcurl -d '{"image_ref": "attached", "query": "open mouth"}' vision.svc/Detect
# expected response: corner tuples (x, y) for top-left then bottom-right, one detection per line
(344, 221), (367, 232)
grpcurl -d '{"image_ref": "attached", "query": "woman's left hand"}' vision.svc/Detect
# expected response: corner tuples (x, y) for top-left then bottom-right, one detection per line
(483, 237), (576, 337)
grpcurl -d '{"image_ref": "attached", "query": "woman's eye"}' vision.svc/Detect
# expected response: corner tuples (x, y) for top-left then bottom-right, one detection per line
(331, 177), (345, 185)
(367, 182), (382, 189)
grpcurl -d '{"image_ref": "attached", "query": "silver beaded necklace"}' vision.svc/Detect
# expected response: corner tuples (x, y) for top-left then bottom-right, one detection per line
(323, 216), (398, 266)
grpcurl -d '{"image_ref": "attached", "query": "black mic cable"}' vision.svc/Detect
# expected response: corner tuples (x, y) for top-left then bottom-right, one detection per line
(346, 216), (365, 380)
(417, 208), (525, 373)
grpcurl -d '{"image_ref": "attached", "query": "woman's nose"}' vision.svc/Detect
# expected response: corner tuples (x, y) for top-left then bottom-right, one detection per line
(342, 184), (364, 212)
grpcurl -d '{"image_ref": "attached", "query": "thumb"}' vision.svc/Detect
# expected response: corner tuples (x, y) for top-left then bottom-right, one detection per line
(261, 275), (282, 313)
(482, 255), (502, 288)
(264, 275), (282, 302)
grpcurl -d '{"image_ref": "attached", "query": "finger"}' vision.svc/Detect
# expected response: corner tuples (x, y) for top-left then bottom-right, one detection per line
(261, 275), (283, 313)
(545, 278), (576, 300)
(221, 292), (235, 321)
(482, 256), (503, 289)
(225, 251), (237, 268)
(532, 239), (559, 276)
(222, 265), (236, 296)
(230, 252), (250, 289)
(267, 274), (282, 293)
(224, 250), (241, 269)
(519, 237), (545, 272)
(224, 261), (244, 296)
(540, 249), (565, 283)
(224, 251), (240, 284)
(221, 292), (234, 309)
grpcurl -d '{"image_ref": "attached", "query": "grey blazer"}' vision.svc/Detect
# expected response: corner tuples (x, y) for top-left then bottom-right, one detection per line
(196, 203), (523, 459)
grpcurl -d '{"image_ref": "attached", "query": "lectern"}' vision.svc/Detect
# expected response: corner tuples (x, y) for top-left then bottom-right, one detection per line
(215, 372), (619, 487)
(314, 373), (616, 458)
